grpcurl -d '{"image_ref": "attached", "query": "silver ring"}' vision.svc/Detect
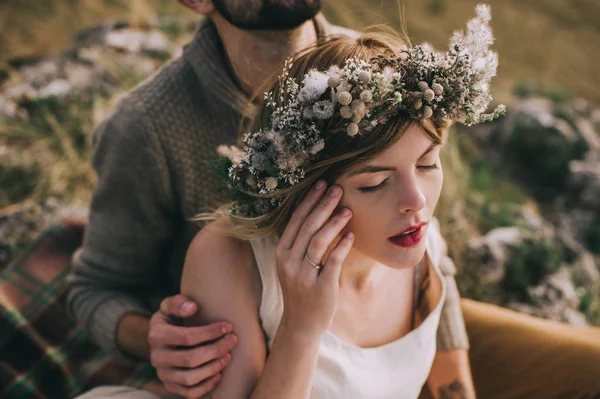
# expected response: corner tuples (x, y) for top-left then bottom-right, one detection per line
(304, 254), (322, 270)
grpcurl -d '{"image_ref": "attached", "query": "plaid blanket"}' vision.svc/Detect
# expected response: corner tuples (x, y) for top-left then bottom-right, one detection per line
(0, 220), (165, 398)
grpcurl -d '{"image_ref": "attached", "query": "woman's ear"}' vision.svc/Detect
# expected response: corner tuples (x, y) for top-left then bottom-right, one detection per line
(177, 0), (215, 15)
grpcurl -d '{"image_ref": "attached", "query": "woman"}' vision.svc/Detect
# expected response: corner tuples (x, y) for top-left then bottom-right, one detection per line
(181, 5), (504, 398)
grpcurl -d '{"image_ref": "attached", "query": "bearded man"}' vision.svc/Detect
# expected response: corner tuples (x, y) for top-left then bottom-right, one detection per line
(69, 1), (476, 398)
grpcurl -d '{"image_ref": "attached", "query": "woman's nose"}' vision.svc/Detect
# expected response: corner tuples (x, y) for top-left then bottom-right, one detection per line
(396, 178), (426, 213)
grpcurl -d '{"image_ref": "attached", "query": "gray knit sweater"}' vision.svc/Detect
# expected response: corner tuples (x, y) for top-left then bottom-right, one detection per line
(67, 15), (469, 358)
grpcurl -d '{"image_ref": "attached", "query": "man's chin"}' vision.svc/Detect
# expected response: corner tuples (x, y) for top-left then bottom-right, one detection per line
(211, 0), (322, 31)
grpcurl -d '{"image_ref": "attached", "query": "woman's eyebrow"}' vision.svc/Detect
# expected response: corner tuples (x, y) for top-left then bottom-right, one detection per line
(347, 143), (440, 177)
(418, 143), (440, 160)
(346, 165), (396, 177)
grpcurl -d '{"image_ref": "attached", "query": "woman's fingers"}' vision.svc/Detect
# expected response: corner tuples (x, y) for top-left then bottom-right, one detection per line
(290, 185), (344, 261)
(303, 207), (352, 271)
(319, 232), (354, 284)
(278, 180), (327, 250)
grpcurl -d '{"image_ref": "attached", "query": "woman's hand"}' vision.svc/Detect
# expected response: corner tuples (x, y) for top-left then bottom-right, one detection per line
(274, 180), (354, 342)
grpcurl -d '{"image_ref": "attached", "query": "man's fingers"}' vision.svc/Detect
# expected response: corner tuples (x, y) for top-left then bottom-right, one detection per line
(160, 294), (197, 318)
(151, 334), (238, 368)
(149, 321), (234, 348)
(164, 373), (222, 399)
(157, 354), (231, 388)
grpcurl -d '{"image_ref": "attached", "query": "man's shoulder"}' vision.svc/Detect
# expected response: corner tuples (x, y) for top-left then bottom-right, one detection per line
(97, 55), (206, 141)
(124, 56), (202, 118)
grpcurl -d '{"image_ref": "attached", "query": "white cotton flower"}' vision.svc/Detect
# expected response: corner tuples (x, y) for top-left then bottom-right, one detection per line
(337, 91), (353, 105)
(414, 99), (423, 110)
(265, 177), (278, 191)
(302, 69), (330, 96)
(352, 113), (363, 123)
(313, 100), (335, 119)
(417, 81), (429, 91)
(432, 83), (444, 96)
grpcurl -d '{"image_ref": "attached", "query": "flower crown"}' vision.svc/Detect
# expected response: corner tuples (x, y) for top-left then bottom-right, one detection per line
(215, 4), (505, 218)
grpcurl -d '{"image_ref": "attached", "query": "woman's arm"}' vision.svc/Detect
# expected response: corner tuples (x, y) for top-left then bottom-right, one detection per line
(426, 349), (476, 399)
(180, 222), (323, 399)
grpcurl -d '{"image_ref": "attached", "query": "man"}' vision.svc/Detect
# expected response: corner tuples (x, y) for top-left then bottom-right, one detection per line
(73, 1), (596, 398)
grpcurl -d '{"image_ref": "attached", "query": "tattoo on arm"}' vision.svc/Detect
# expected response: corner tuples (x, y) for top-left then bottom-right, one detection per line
(438, 380), (467, 399)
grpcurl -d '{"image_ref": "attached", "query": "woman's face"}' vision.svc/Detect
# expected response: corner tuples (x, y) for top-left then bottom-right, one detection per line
(335, 122), (444, 269)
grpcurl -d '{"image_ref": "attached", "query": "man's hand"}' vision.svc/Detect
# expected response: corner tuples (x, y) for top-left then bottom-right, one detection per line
(149, 294), (238, 398)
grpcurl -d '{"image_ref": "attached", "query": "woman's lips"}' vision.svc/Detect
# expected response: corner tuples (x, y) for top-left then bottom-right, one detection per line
(388, 224), (426, 248)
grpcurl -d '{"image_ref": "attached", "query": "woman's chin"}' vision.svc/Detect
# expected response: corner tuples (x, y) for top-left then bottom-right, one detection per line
(384, 241), (427, 269)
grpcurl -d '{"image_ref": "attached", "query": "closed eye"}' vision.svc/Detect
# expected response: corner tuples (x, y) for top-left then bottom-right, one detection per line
(359, 178), (389, 194)
(417, 163), (439, 171)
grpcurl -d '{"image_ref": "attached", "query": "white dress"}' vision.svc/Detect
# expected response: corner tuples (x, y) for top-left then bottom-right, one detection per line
(249, 221), (448, 399)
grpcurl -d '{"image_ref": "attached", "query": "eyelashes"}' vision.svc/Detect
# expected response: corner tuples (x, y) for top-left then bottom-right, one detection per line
(358, 178), (389, 193)
(357, 163), (439, 194)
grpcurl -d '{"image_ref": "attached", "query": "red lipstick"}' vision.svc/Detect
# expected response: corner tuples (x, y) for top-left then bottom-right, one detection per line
(388, 222), (427, 248)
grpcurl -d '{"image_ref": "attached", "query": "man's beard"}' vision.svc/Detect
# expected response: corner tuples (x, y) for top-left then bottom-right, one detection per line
(211, 0), (322, 30)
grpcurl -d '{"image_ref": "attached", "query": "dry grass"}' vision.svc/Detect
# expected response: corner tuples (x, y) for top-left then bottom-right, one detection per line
(2, 0), (598, 102)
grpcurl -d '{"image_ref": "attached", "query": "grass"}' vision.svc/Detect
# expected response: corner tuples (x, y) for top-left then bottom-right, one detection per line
(1, 1), (599, 319)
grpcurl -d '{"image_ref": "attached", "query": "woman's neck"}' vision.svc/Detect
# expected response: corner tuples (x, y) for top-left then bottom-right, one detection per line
(338, 249), (415, 294)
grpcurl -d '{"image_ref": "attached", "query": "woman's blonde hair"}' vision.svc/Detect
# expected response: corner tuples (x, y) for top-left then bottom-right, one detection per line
(201, 31), (446, 239)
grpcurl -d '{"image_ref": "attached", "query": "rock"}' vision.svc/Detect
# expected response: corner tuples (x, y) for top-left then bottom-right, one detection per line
(571, 98), (591, 118)
(64, 62), (97, 91)
(38, 79), (73, 98)
(0, 94), (19, 118)
(4, 83), (37, 102)
(563, 308), (589, 327)
(19, 59), (60, 87)
(105, 29), (147, 53)
(141, 31), (173, 57)
(77, 46), (103, 64)
(572, 252), (600, 288)
(569, 152), (600, 210)
(507, 266), (589, 326)
(468, 226), (523, 284)
(545, 267), (579, 308)
(0, 199), (88, 254)
(591, 109), (600, 133)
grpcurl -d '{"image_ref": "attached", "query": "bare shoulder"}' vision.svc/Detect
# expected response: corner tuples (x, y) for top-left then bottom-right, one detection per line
(182, 219), (259, 318)
(181, 219), (266, 398)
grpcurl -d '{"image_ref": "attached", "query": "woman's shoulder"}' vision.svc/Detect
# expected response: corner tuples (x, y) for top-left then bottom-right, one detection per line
(186, 219), (254, 272)
(182, 219), (259, 309)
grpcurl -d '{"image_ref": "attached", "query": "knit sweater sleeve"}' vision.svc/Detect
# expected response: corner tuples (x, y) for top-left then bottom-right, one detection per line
(67, 100), (176, 358)
(431, 219), (470, 351)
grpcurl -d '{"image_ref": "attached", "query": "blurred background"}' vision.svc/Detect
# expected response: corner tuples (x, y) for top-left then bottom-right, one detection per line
(1, 0), (599, 325)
